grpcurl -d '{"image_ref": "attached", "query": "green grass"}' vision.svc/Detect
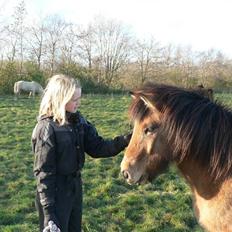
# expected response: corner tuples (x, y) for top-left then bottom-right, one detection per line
(0, 93), (228, 232)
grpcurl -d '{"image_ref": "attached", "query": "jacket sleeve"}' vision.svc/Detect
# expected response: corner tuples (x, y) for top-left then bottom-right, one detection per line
(32, 120), (57, 222)
(83, 120), (130, 158)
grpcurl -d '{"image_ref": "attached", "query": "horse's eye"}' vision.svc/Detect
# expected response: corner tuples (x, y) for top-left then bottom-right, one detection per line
(144, 124), (159, 135)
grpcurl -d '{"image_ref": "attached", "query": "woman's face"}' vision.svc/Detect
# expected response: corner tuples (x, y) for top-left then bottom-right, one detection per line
(65, 88), (82, 113)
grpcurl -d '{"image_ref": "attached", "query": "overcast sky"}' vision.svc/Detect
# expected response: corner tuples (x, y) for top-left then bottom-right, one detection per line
(2, 0), (232, 58)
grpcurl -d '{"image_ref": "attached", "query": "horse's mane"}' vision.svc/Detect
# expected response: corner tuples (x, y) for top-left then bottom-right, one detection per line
(129, 83), (232, 180)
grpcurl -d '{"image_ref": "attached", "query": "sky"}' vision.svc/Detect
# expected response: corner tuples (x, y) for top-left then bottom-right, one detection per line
(2, 0), (232, 58)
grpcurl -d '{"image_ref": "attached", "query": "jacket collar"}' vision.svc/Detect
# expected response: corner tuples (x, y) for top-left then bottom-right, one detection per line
(37, 111), (80, 124)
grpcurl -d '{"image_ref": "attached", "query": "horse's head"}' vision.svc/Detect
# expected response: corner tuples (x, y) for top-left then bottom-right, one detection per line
(38, 86), (44, 94)
(33, 81), (44, 94)
(121, 91), (171, 185)
(121, 83), (230, 185)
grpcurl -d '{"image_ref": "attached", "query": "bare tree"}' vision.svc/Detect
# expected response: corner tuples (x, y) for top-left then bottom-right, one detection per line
(173, 46), (195, 87)
(78, 24), (95, 70)
(133, 37), (163, 84)
(162, 46), (192, 87)
(60, 24), (80, 65)
(27, 19), (46, 70)
(197, 49), (231, 87)
(0, 1), (10, 64)
(196, 49), (218, 86)
(160, 44), (175, 80)
(13, 0), (27, 73)
(43, 15), (69, 75)
(91, 17), (131, 85)
(2, 0), (27, 74)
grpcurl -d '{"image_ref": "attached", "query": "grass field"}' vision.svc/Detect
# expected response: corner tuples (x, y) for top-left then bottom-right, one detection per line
(0, 93), (230, 232)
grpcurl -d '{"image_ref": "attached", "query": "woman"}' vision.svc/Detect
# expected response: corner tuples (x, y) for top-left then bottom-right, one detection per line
(32, 74), (130, 232)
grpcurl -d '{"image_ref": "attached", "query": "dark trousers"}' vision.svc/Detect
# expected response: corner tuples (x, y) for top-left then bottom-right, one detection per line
(35, 175), (83, 232)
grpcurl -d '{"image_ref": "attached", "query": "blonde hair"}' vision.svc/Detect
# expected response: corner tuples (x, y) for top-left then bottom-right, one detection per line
(39, 74), (81, 125)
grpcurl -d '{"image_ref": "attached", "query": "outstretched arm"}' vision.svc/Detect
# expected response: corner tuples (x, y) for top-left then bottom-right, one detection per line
(83, 120), (131, 158)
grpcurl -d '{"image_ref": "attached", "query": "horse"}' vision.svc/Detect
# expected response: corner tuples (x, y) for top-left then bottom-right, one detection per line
(194, 84), (214, 101)
(14, 81), (44, 99)
(120, 83), (232, 232)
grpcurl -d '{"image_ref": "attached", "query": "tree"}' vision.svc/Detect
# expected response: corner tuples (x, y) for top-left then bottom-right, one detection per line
(133, 37), (163, 84)
(43, 15), (69, 75)
(78, 24), (95, 70)
(28, 18), (46, 70)
(10, 0), (27, 73)
(60, 24), (80, 65)
(91, 17), (132, 85)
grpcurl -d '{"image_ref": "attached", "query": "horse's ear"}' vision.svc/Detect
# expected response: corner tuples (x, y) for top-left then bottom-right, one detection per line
(140, 95), (161, 121)
(129, 91), (137, 99)
(140, 95), (157, 111)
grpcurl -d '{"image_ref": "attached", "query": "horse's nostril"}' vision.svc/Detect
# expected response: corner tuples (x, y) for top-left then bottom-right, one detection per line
(122, 170), (129, 179)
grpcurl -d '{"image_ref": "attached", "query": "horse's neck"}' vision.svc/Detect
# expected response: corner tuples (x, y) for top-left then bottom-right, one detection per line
(177, 159), (221, 198)
(177, 159), (232, 232)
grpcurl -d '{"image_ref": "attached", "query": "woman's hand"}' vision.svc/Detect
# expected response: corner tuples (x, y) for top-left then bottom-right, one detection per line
(43, 221), (61, 232)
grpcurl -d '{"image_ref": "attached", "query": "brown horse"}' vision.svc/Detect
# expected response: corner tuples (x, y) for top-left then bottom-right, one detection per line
(121, 83), (232, 232)
(194, 84), (214, 101)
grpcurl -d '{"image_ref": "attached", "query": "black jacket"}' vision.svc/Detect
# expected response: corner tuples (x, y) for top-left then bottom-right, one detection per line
(32, 111), (129, 217)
